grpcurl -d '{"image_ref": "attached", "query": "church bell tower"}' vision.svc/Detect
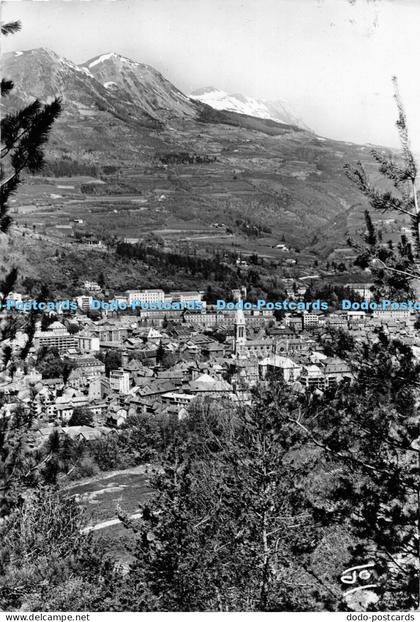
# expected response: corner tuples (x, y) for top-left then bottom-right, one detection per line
(234, 307), (247, 356)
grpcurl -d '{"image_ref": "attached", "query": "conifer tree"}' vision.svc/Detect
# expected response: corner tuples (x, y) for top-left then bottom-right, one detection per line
(0, 28), (120, 614)
(0, 19), (61, 514)
(290, 332), (419, 610)
(345, 77), (420, 296)
(1, 22), (61, 233)
(339, 82), (419, 609)
(120, 392), (337, 611)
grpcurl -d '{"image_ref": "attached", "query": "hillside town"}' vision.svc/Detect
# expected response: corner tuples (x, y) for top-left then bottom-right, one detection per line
(1, 282), (419, 447)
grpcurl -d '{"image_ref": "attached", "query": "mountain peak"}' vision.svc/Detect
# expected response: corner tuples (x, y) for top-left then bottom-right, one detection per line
(5, 47), (95, 79)
(5, 47), (61, 60)
(82, 52), (157, 72)
(82, 51), (197, 120)
(190, 86), (310, 130)
(4, 47), (197, 123)
(85, 52), (130, 68)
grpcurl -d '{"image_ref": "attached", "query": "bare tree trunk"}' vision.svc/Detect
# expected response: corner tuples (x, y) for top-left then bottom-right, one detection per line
(410, 178), (420, 296)
(412, 178), (420, 251)
(417, 450), (420, 611)
(259, 506), (270, 610)
(258, 436), (271, 610)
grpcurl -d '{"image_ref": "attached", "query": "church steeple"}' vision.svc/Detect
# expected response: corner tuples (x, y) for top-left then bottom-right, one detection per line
(234, 306), (246, 356)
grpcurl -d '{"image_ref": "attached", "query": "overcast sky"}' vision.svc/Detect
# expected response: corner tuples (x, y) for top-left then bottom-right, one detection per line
(3, 0), (420, 151)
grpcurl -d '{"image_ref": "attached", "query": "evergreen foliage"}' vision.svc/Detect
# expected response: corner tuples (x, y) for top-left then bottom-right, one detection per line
(345, 77), (420, 296)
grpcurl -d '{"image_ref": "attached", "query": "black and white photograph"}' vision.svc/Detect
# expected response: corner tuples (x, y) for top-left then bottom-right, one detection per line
(0, 0), (419, 615)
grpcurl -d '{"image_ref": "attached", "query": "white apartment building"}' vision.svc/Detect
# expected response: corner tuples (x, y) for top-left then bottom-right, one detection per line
(373, 309), (413, 321)
(76, 295), (93, 311)
(109, 368), (130, 394)
(83, 281), (102, 292)
(77, 333), (100, 353)
(126, 289), (165, 305)
(303, 313), (320, 327)
(168, 291), (203, 304)
(34, 321), (77, 353)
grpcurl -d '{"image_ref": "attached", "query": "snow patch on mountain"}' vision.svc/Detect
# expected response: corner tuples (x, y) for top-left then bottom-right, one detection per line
(190, 88), (268, 117)
(190, 87), (310, 130)
(76, 65), (94, 77)
(60, 58), (94, 78)
(88, 52), (141, 70)
(88, 52), (118, 68)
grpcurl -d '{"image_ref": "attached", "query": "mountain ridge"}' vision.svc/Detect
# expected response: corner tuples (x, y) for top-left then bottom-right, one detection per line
(190, 86), (311, 131)
(81, 51), (198, 121)
(3, 46), (384, 253)
(2, 47), (161, 128)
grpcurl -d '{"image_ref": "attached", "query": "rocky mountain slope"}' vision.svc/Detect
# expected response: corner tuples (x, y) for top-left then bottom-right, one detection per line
(3, 48), (159, 127)
(2, 48), (382, 250)
(83, 52), (197, 121)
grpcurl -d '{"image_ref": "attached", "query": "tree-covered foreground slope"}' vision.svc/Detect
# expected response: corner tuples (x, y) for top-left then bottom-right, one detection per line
(1, 333), (417, 611)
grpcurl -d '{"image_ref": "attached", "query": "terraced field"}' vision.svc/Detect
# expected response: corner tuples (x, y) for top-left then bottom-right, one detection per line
(65, 464), (153, 531)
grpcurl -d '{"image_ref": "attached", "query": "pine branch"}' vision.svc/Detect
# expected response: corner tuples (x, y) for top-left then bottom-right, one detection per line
(286, 412), (392, 476)
(392, 76), (417, 180)
(1, 101), (43, 159)
(0, 267), (18, 297)
(371, 149), (414, 185)
(374, 258), (420, 281)
(0, 98), (62, 231)
(1, 79), (14, 97)
(1, 21), (21, 36)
